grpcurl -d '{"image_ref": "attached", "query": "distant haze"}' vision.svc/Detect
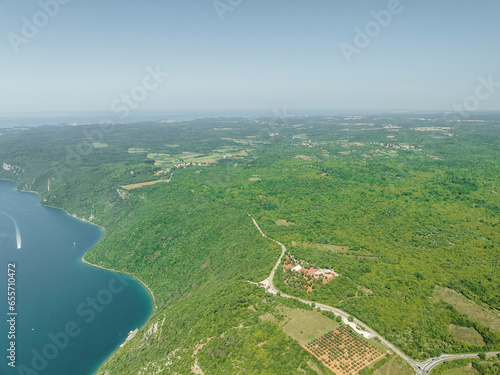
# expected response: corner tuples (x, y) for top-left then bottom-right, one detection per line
(1, 0), (499, 115)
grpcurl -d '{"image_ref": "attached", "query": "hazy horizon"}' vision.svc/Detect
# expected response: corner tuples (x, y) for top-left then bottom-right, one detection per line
(1, 108), (500, 129)
(2, 0), (500, 115)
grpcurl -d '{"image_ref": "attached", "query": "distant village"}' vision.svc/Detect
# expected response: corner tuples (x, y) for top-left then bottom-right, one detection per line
(155, 161), (212, 175)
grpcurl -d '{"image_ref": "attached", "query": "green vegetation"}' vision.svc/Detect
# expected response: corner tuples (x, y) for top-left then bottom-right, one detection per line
(0, 114), (498, 373)
(369, 356), (413, 375)
(431, 357), (500, 375)
(359, 355), (392, 375)
(432, 286), (500, 332)
(449, 324), (486, 347)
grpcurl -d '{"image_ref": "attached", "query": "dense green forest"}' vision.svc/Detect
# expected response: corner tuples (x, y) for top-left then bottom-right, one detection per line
(0, 113), (498, 373)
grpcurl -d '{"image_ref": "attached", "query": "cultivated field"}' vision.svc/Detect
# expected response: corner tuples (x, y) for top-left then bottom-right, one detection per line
(305, 326), (385, 375)
(146, 147), (250, 167)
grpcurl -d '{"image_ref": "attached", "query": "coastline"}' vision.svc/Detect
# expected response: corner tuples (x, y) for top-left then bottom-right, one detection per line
(38, 190), (159, 372)
(81, 257), (159, 374)
(4, 178), (155, 306)
(81, 257), (157, 309)
(1, 178), (158, 373)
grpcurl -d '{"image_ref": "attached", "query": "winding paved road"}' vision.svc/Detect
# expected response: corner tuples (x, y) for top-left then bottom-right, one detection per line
(250, 216), (498, 375)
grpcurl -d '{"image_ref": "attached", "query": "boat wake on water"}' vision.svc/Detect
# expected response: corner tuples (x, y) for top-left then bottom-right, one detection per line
(0, 211), (21, 249)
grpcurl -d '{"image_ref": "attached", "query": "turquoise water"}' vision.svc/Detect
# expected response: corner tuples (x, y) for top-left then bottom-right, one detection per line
(0, 180), (153, 374)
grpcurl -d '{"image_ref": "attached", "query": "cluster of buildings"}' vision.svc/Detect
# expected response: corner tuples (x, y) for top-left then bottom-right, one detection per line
(414, 126), (454, 137)
(156, 161), (213, 174)
(377, 142), (421, 151)
(290, 264), (338, 279)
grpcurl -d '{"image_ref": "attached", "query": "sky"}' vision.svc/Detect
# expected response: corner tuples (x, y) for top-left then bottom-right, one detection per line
(1, 0), (499, 116)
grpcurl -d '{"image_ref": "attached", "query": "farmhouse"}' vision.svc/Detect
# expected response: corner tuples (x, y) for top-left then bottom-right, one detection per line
(314, 268), (339, 278)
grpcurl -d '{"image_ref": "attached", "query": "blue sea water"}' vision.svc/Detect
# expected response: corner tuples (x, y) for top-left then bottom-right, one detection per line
(0, 180), (153, 375)
(0, 109), (359, 129)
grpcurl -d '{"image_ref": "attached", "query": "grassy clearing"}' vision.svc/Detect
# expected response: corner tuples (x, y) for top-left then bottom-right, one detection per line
(280, 307), (339, 346)
(360, 286), (374, 296)
(259, 313), (277, 324)
(213, 146), (237, 153)
(121, 180), (168, 190)
(127, 147), (148, 153)
(306, 360), (325, 375)
(372, 356), (413, 375)
(292, 242), (349, 253)
(291, 242), (376, 259)
(439, 363), (479, 375)
(92, 142), (108, 148)
(449, 324), (485, 346)
(294, 155), (315, 160)
(147, 153), (180, 165)
(432, 357), (500, 375)
(220, 137), (267, 145)
(276, 219), (296, 226)
(292, 134), (309, 139)
(367, 338), (389, 354)
(432, 286), (500, 332)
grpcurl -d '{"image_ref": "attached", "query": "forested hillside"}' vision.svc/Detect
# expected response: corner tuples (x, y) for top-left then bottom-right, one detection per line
(0, 114), (498, 373)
